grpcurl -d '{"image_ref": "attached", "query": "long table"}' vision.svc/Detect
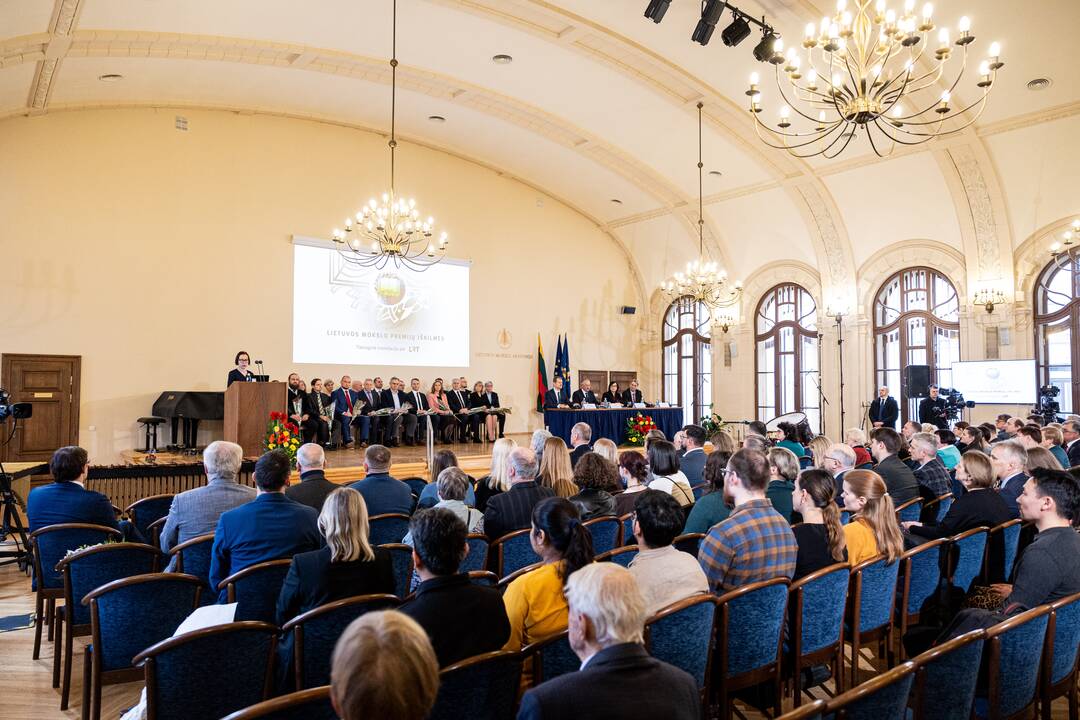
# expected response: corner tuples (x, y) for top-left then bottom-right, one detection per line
(544, 407), (685, 446)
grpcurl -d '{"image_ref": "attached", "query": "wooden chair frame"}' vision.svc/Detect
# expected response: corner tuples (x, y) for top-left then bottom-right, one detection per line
(593, 545), (639, 563)
(984, 604), (1054, 720)
(496, 562), (543, 591)
(945, 526), (989, 594)
(894, 497), (922, 521)
(907, 628), (986, 720)
(1039, 591), (1080, 720)
(490, 527), (537, 578)
(644, 593), (720, 717)
(464, 533), (490, 572)
(982, 518), (1023, 584)
(368, 513), (412, 546)
(218, 558), (294, 598)
(922, 492), (954, 522)
(166, 532), (214, 574)
(521, 630), (571, 686)
(825, 660), (918, 718)
(220, 685), (332, 720)
(894, 538), (948, 662)
(582, 515), (622, 552)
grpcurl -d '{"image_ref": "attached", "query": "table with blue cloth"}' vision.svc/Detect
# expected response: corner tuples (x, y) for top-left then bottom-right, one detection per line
(544, 407), (685, 446)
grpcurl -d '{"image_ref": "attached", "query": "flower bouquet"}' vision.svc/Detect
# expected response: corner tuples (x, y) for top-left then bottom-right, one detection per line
(266, 411), (301, 464)
(700, 412), (726, 437)
(625, 413), (656, 446)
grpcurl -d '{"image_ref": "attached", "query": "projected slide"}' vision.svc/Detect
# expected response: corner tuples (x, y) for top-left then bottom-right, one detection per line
(292, 239), (469, 367)
(950, 359), (1036, 405)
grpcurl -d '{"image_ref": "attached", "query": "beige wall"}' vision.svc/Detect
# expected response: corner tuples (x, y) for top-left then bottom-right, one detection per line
(0, 108), (642, 462)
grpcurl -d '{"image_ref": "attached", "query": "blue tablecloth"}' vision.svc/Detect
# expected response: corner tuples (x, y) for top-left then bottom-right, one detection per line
(544, 407), (685, 446)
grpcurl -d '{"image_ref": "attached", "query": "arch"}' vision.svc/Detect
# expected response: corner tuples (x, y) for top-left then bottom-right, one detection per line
(1029, 225), (1080, 413)
(857, 240), (968, 315)
(754, 282), (821, 431)
(661, 296), (712, 424)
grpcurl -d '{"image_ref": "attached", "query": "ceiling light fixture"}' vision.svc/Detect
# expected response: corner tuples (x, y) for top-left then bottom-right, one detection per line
(330, 0), (448, 271)
(692, 0), (727, 46)
(97, 73), (123, 82)
(644, 0), (671, 23)
(427, 115), (446, 122)
(721, 14), (752, 47)
(752, 30), (779, 62)
(491, 54), (513, 64)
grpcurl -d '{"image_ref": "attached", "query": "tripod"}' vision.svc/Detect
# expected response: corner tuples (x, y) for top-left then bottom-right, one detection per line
(0, 460), (31, 572)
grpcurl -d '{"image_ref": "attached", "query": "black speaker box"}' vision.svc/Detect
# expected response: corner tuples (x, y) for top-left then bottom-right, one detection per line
(905, 365), (931, 398)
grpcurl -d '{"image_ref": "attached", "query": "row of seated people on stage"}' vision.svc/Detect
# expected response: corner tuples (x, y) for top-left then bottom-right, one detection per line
(283, 371), (508, 449)
(26, 427), (1080, 718)
(542, 376), (645, 409)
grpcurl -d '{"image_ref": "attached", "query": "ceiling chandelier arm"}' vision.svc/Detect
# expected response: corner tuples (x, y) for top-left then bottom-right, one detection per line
(752, 116), (852, 157)
(389, 0), (397, 193)
(773, 66), (837, 124)
(821, 127), (860, 159)
(865, 120), (899, 157)
(751, 105), (847, 143)
(871, 116), (941, 146)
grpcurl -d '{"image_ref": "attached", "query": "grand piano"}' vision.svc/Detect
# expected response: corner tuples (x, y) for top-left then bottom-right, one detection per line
(152, 391), (224, 450)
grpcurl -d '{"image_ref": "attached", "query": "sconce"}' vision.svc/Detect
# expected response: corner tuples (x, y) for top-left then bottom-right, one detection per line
(714, 313), (734, 334)
(973, 288), (1006, 314)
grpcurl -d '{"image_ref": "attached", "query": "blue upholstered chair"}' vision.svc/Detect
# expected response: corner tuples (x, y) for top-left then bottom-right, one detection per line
(167, 533), (215, 605)
(402, 477), (429, 499)
(461, 533), (490, 573)
(583, 516), (620, 555)
(645, 594), (719, 713)
(799, 456), (814, 470)
(984, 519), (1022, 584)
(428, 650), (523, 720)
(522, 629), (578, 685)
(1040, 591), (1080, 720)
(134, 621), (279, 720)
(979, 604), (1052, 720)
(368, 513), (411, 546)
(714, 576), (790, 720)
(924, 493), (954, 523)
(82, 573), (205, 720)
(220, 559), (293, 623)
(895, 539), (947, 662)
(467, 570), (499, 587)
(692, 483), (708, 501)
(280, 594), (400, 690)
(895, 498), (923, 522)
(29, 523), (121, 660)
(672, 532), (705, 556)
(786, 563), (850, 704)
(840, 511), (851, 525)
(491, 528), (540, 578)
(124, 494), (175, 541)
(594, 545), (639, 567)
(53, 542), (160, 709)
(909, 628), (986, 720)
(620, 513), (635, 546)
(845, 556), (900, 688)
(824, 660), (918, 719)
(221, 685), (336, 720)
(380, 544), (414, 599)
(947, 526), (988, 594)
(775, 699), (825, 719)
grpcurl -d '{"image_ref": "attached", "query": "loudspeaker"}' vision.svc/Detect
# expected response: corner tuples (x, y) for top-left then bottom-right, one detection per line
(905, 365), (931, 398)
(619, 306), (637, 315)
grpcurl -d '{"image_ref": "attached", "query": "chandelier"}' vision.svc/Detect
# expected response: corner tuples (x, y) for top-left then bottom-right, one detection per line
(330, 0), (447, 271)
(746, 0), (1004, 158)
(660, 103), (742, 311)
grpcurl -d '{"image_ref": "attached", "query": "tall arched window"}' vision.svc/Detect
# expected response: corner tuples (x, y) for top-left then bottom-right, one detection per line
(874, 267), (961, 424)
(755, 283), (820, 430)
(1034, 251), (1079, 414)
(662, 296), (711, 423)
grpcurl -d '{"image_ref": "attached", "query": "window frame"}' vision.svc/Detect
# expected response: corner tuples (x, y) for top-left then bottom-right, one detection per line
(753, 282), (820, 429)
(661, 296), (712, 423)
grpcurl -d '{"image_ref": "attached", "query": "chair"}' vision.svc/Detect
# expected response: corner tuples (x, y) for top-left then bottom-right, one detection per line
(221, 686), (336, 720)
(522, 629), (578, 685)
(645, 594), (719, 713)
(461, 533), (489, 573)
(583, 515), (621, 555)
(491, 528), (540, 578)
(594, 545), (638, 567)
(845, 555), (900, 688)
(692, 483), (708, 501)
(125, 494), (175, 542)
(53, 542), (160, 709)
(980, 604), (1053, 720)
(775, 699), (826, 719)
(856, 462), (874, 470)
(167, 533), (214, 604)
(467, 570), (499, 587)
(799, 456), (814, 469)
(823, 660), (918, 719)
(786, 563), (850, 704)
(895, 497), (923, 522)
(428, 650), (523, 720)
(219, 559), (293, 622)
(923, 493), (954, 523)
(673, 532), (705, 556)
(146, 517), (167, 549)
(497, 562), (543, 591)
(82, 573), (205, 720)
(29, 523), (122, 661)
(894, 539), (947, 662)
(840, 510), (851, 525)
(281, 594), (400, 689)
(714, 576), (790, 720)
(908, 629), (986, 720)
(1040, 591), (1080, 720)
(381, 543), (414, 599)
(620, 513), (635, 545)
(402, 477), (429, 498)
(947, 526), (988, 594)
(984, 519), (1022, 584)
(134, 621), (279, 720)
(368, 513), (411, 546)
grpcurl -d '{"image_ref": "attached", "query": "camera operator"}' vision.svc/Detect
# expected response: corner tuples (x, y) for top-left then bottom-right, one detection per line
(918, 385), (949, 430)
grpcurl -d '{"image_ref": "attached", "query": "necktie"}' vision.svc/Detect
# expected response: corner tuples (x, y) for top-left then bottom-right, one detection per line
(345, 391), (353, 412)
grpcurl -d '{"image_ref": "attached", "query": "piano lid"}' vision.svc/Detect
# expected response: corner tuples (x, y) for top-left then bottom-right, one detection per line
(152, 391), (225, 420)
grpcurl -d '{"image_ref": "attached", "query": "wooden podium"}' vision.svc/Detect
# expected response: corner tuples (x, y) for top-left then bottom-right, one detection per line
(224, 381), (287, 457)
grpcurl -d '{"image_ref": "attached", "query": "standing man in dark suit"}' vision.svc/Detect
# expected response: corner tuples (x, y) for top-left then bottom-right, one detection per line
(918, 385), (949, 430)
(571, 378), (598, 406)
(482, 381), (506, 439)
(991, 439), (1029, 518)
(622, 379), (644, 406)
(517, 563), (700, 720)
(679, 425), (708, 488)
(869, 385), (899, 430)
(1062, 420), (1080, 467)
(380, 377), (408, 447)
(286, 444), (339, 511)
(483, 447), (555, 540)
(568, 422), (593, 468)
(332, 375), (358, 448)
(446, 378), (479, 442)
(868, 427), (920, 504)
(544, 377), (568, 410)
(404, 377), (434, 446)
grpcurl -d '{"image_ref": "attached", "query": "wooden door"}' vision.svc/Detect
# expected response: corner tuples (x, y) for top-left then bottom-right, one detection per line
(0, 354), (81, 463)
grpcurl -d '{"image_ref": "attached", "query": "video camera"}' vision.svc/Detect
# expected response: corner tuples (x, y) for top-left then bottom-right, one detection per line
(938, 387), (976, 421)
(1033, 384), (1062, 425)
(0, 389), (32, 422)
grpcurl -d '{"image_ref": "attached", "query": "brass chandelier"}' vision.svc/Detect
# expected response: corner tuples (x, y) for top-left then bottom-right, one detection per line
(747, 0), (1004, 158)
(330, 0), (448, 270)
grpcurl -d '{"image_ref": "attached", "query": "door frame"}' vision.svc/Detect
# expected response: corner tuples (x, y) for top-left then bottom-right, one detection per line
(0, 353), (82, 462)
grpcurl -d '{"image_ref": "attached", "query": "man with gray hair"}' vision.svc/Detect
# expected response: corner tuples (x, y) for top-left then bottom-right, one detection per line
(159, 440), (255, 556)
(822, 442), (856, 506)
(403, 467), (483, 544)
(991, 439), (1029, 517)
(517, 563), (699, 720)
(909, 432), (952, 502)
(1063, 419), (1080, 467)
(483, 447), (554, 540)
(569, 421), (593, 468)
(531, 428), (552, 465)
(286, 443), (338, 511)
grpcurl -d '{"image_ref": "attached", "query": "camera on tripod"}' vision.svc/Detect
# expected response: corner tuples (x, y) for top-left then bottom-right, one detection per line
(1033, 384), (1062, 424)
(0, 388), (32, 421)
(939, 387), (976, 421)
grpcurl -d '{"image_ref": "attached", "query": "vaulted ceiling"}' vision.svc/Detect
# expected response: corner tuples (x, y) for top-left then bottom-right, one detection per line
(3, 0), (1079, 311)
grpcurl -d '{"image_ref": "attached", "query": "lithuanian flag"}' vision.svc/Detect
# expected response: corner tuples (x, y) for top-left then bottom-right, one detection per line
(536, 333), (549, 412)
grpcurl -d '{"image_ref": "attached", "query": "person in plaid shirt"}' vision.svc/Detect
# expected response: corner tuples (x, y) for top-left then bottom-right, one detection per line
(909, 432), (953, 499)
(697, 448), (797, 593)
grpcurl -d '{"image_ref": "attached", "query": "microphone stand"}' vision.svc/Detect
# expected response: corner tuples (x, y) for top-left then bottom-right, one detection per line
(813, 331), (829, 436)
(829, 310), (848, 439)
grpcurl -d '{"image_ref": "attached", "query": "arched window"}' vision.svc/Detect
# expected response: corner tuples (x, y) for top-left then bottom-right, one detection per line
(873, 267), (960, 424)
(755, 283), (820, 431)
(662, 296), (711, 424)
(1034, 251), (1079, 414)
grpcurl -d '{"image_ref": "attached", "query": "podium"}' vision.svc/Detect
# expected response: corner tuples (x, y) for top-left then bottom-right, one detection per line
(224, 381), (287, 457)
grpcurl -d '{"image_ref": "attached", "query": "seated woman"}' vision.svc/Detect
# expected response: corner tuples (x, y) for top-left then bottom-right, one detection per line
(646, 440), (694, 508)
(845, 428), (873, 467)
(790, 469), (847, 579)
(539, 436), (579, 499)
(569, 453), (619, 520)
(682, 450), (732, 534)
(474, 438), (516, 512)
(405, 468), (483, 542)
(840, 470), (904, 567)
(1041, 425), (1071, 469)
(469, 381), (498, 442)
(427, 378), (455, 443)
(1027, 445), (1064, 472)
(766, 447), (800, 523)
(807, 435), (833, 469)
(417, 449), (477, 509)
(776, 421), (808, 458)
(601, 381), (622, 405)
(960, 425), (989, 455)
(935, 429), (962, 469)
(592, 438), (618, 465)
(615, 451), (650, 516)
(302, 378), (332, 446)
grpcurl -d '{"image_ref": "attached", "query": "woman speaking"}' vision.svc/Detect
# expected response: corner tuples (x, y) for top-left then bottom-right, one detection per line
(227, 351), (256, 386)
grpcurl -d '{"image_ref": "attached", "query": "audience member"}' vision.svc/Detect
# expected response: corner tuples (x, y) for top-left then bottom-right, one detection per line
(302, 378), (332, 446)
(747, 420), (768, 439)
(868, 427), (921, 504)
(765, 447), (800, 523)
(776, 421), (807, 458)
(517, 563), (700, 720)
(845, 428), (873, 467)
(569, 453), (619, 520)
(742, 434), (768, 452)
(790, 469), (848, 579)
(990, 439), (1029, 517)
(417, 449), (477, 509)
(475, 437), (517, 512)
(592, 438), (619, 465)
(644, 428), (667, 451)
(961, 425), (989, 455)
(682, 451), (732, 534)
(839, 470), (904, 567)
(679, 424), (708, 487)
(1041, 425), (1071, 469)
(615, 451), (650, 516)
(672, 429), (687, 458)
(934, 429), (962, 469)
(908, 432), (953, 503)
(822, 443), (856, 507)
(628, 490), (708, 614)
(539, 436), (579, 499)
(330, 610), (439, 720)
(697, 449), (797, 593)
(807, 435), (833, 469)
(28, 446), (131, 540)
(530, 428), (552, 465)
(285, 443), (339, 511)
(1016, 425), (1043, 451)
(1027, 445), (1064, 473)
(1063, 419), (1080, 466)
(209, 450), (321, 601)
(484, 447), (556, 540)
(347, 444), (413, 516)
(646, 440), (694, 507)
(400, 507), (510, 667)
(404, 468), (483, 543)
(569, 422), (593, 467)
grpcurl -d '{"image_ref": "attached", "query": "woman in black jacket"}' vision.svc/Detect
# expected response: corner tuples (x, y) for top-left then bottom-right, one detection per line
(568, 452), (619, 520)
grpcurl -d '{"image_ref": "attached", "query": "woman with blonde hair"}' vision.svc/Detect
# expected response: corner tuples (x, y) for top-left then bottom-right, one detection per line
(766, 447), (800, 523)
(540, 436), (579, 498)
(475, 437), (516, 511)
(807, 435), (833, 469)
(839, 470), (905, 566)
(709, 430), (736, 456)
(1026, 445), (1064, 473)
(592, 437), (619, 465)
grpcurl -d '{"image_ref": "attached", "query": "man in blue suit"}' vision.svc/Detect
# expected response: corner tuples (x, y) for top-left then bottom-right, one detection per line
(27, 446), (122, 535)
(208, 450), (322, 602)
(991, 439), (1029, 518)
(679, 424), (708, 488)
(348, 444), (414, 516)
(331, 374), (359, 448)
(543, 377), (568, 409)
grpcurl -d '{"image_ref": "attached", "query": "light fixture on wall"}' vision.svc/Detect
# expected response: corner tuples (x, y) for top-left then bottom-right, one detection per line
(715, 313), (734, 333)
(330, 0), (448, 271)
(660, 103), (742, 312)
(746, 1), (1004, 158)
(973, 288), (1006, 314)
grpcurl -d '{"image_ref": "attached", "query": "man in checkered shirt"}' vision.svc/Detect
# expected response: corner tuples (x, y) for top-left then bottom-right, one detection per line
(697, 448), (797, 593)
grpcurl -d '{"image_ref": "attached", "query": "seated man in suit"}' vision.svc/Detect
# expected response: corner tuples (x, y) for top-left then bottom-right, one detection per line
(160, 440), (255, 555)
(543, 376), (568, 409)
(483, 447), (555, 540)
(991, 439), (1029, 517)
(331, 374), (358, 448)
(621, 378), (644, 406)
(571, 378), (598, 407)
(27, 446), (127, 535)
(822, 443), (856, 507)
(483, 381), (506, 438)
(1063, 419), (1080, 467)
(445, 378), (479, 442)
(403, 377), (435, 446)
(286, 443), (339, 511)
(379, 377), (409, 448)
(517, 563), (700, 720)
(868, 427), (921, 505)
(354, 378), (381, 448)
(399, 507), (510, 667)
(347, 444), (414, 516)
(679, 424), (708, 488)
(208, 450), (322, 601)
(569, 422), (593, 468)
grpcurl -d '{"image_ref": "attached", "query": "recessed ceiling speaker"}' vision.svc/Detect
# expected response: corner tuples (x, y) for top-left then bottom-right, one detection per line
(620, 306), (637, 315)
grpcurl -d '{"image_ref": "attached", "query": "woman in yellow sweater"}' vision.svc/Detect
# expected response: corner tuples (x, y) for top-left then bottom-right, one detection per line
(840, 470), (904, 566)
